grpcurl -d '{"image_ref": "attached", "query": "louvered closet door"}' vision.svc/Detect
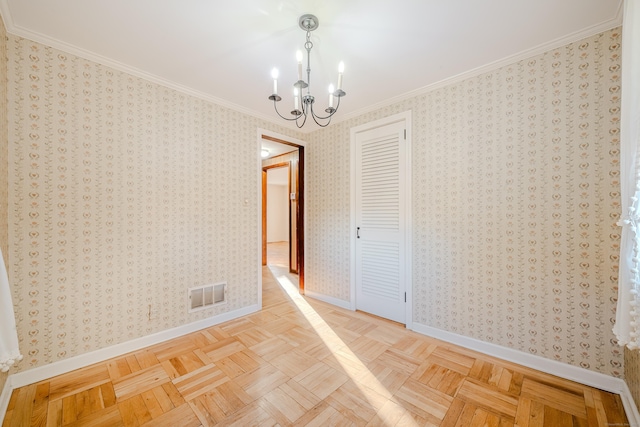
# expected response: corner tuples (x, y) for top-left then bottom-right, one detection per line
(355, 121), (406, 324)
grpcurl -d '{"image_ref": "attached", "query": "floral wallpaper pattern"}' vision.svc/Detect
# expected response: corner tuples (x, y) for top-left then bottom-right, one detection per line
(1, 13), (10, 392)
(6, 34), (300, 371)
(0, 17), (632, 399)
(306, 28), (623, 377)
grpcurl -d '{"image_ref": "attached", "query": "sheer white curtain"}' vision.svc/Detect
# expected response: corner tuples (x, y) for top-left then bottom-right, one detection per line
(0, 247), (22, 372)
(614, 0), (640, 349)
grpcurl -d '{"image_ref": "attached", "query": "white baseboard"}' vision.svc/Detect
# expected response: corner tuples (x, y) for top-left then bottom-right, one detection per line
(412, 323), (640, 426)
(304, 290), (353, 311)
(620, 380), (640, 427)
(3, 309), (639, 425)
(0, 375), (13, 424)
(8, 304), (259, 391)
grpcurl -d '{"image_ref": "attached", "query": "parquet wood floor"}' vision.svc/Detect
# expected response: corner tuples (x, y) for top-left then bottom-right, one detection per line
(2, 261), (630, 426)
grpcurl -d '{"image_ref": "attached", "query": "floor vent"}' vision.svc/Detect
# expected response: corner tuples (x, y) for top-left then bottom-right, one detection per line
(189, 282), (226, 312)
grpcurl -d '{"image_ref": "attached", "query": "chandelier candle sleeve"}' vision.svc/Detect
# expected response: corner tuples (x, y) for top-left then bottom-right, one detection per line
(337, 62), (344, 91)
(297, 51), (303, 81)
(271, 68), (279, 95)
(294, 87), (300, 111)
(328, 84), (335, 108)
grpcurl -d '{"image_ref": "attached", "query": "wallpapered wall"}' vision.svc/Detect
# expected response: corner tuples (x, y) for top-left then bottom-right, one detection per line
(0, 13), (10, 393)
(2, 14), (638, 406)
(5, 33), (301, 372)
(306, 28), (623, 377)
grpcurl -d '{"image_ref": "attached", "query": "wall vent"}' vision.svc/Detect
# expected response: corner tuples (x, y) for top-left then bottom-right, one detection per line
(188, 282), (226, 312)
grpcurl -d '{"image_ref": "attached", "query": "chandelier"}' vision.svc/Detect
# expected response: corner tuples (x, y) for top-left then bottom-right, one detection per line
(268, 14), (346, 128)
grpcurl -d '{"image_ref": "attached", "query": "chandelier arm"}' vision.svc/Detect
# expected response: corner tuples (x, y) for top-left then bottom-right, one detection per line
(309, 94), (342, 122)
(272, 100), (303, 122)
(311, 114), (331, 127)
(309, 103), (332, 127)
(295, 111), (308, 128)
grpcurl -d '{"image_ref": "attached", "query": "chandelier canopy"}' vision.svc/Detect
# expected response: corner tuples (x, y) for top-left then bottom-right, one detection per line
(268, 14), (346, 128)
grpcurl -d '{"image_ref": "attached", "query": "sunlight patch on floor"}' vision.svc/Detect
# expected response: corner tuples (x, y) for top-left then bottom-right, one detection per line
(275, 274), (420, 426)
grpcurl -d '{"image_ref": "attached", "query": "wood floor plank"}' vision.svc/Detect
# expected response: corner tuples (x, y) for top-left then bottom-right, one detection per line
(597, 389), (630, 426)
(293, 362), (348, 400)
(140, 389), (163, 419)
(49, 365), (111, 401)
(514, 396), (532, 427)
(375, 347), (421, 376)
(440, 397), (467, 427)
(393, 377), (453, 423)
(529, 400), (545, 427)
(279, 379), (322, 411)
(521, 377), (587, 418)
(140, 403), (201, 427)
(133, 350), (160, 370)
(203, 337), (247, 362)
(172, 364), (229, 401)
(44, 399), (62, 427)
(30, 382), (50, 427)
(457, 379), (519, 418)
(189, 393), (224, 426)
(2, 261), (632, 427)
(64, 405), (124, 427)
(324, 380), (387, 425)
(235, 363), (290, 400)
(260, 386), (309, 424)
(62, 395), (78, 425)
(100, 382), (117, 408)
(113, 364), (170, 401)
(9, 384), (37, 427)
(212, 402), (276, 427)
(269, 347), (319, 378)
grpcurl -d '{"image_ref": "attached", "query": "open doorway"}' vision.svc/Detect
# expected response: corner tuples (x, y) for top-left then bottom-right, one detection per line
(264, 164), (293, 270)
(260, 132), (305, 293)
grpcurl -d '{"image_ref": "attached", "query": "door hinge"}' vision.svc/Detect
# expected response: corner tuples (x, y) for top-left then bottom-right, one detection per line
(403, 129), (407, 140)
(404, 292), (407, 302)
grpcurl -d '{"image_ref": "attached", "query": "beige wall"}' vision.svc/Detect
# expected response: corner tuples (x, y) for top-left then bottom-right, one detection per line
(266, 182), (289, 243)
(5, 33), (301, 372)
(2, 13), (639, 413)
(0, 12), (9, 393)
(306, 28), (624, 378)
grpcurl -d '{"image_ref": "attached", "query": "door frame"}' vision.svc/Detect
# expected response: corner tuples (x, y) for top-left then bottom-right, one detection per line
(349, 111), (413, 328)
(257, 129), (306, 308)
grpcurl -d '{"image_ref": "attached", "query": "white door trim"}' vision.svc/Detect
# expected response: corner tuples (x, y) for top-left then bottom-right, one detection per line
(350, 111), (412, 328)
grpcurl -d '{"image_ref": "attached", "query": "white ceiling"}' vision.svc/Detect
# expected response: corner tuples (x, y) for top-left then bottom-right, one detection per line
(0, 0), (622, 132)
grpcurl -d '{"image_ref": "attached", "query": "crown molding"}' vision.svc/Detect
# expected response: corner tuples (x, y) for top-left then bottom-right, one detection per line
(0, 0), (292, 129)
(333, 2), (624, 127)
(0, 1), (625, 133)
